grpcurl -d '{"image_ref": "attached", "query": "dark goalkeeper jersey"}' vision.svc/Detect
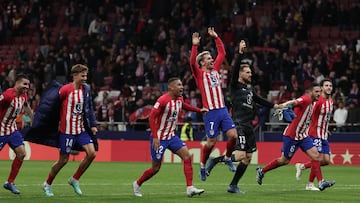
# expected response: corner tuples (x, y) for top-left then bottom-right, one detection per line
(231, 82), (274, 126)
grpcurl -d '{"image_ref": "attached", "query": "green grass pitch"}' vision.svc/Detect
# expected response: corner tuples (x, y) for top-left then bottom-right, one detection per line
(0, 160), (359, 203)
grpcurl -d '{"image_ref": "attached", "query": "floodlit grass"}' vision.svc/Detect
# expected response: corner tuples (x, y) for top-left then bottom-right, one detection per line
(0, 160), (359, 203)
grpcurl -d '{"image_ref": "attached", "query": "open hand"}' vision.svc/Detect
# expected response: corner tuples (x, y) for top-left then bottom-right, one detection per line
(192, 32), (201, 45)
(208, 27), (218, 38)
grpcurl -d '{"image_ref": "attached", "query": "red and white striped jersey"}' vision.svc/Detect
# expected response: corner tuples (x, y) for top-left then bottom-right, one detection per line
(58, 84), (85, 135)
(0, 88), (28, 136)
(283, 94), (313, 140)
(219, 67), (229, 89)
(149, 93), (200, 140)
(308, 95), (333, 140)
(190, 37), (226, 110)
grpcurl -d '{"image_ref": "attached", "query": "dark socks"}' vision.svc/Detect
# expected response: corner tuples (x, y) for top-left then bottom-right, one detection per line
(230, 162), (248, 186)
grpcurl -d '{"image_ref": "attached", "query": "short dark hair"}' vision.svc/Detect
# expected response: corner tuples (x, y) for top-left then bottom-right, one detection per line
(15, 74), (29, 82)
(306, 82), (320, 90)
(320, 79), (332, 86)
(168, 77), (181, 84)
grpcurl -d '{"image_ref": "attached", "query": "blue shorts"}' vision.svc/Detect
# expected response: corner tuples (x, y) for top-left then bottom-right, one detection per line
(203, 107), (235, 138)
(311, 137), (330, 155)
(59, 131), (93, 154)
(150, 136), (186, 162)
(0, 131), (24, 151)
(281, 136), (314, 159)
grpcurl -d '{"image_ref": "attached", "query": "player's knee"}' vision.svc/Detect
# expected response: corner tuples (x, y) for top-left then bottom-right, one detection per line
(59, 159), (69, 166)
(282, 160), (290, 165)
(241, 159), (251, 165)
(321, 160), (330, 166)
(234, 152), (246, 161)
(87, 151), (96, 160)
(206, 138), (216, 147)
(227, 129), (237, 139)
(278, 157), (290, 165)
(153, 166), (161, 173)
(182, 154), (192, 161)
(16, 152), (26, 160)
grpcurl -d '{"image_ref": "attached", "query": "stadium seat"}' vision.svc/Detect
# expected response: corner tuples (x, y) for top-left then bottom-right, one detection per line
(100, 85), (110, 91)
(232, 15), (244, 28)
(330, 27), (340, 39)
(104, 76), (113, 86)
(319, 26), (331, 39)
(308, 28), (320, 40)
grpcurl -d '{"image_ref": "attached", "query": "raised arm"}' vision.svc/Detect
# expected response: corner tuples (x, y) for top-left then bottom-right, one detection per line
(190, 32), (202, 76)
(209, 27), (226, 71)
(231, 40), (247, 88)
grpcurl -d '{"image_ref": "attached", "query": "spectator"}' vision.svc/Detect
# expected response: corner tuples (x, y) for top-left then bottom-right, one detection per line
(54, 32), (69, 52)
(16, 45), (30, 62)
(333, 87), (346, 103)
(180, 117), (194, 141)
(346, 102), (360, 132)
(11, 12), (23, 36)
(88, 16), (101, 38)
(333, 101), (348, 132)
(347, 81), (359, 105)
(65, 0), (78, 26)
(275, 85), (291, 103)
(97, 97), (109, 122)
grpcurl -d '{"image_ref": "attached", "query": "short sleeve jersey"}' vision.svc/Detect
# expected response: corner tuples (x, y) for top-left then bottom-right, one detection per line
(0, 88), (28, 136)
(58, 84), (85, 135)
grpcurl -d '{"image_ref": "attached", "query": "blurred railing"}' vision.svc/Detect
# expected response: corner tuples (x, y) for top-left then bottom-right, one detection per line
(97, 121), (360, 134)
(95, 121), (360, 143)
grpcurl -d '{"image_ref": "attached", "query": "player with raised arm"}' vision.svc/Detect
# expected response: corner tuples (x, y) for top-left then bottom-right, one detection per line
(205, 41), (281, 194)
(190, 27), (237, 181)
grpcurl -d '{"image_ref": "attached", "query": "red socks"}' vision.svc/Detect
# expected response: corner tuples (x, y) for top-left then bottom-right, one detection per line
(304, 161), (311, 169)
(183, 159), (193, 186)
(73, 167), (85, 180)
(262, 159), (280, 173)
(225, 138), (236, 158)
(137, 168), (156, 186)
(7, 158), (23, 183)
(310, 160), (323, 182)
(46, 174), (55, 185)
(201, 145), (214, 166)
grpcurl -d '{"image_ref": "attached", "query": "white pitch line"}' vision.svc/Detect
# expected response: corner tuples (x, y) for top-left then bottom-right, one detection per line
(14, 182), (360, 188)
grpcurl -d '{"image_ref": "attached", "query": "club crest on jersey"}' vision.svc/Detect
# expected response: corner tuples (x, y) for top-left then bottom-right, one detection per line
(247, 91), (253, 104)
(73, 103), (83, 114)
(168, 111), (178, 122)
(209, 74), (219, 88)
(209, 129), (214, 135)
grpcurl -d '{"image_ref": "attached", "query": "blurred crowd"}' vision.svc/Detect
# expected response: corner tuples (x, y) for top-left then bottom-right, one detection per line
(0, 0), (359, 132)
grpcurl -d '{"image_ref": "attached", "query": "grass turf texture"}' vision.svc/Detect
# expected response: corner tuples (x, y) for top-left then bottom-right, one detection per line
(0, 160), (359, 203)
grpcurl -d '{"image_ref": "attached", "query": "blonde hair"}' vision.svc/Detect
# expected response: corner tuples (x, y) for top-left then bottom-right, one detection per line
(71, 64), (88, 75)
(196, 51), (210, 66)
